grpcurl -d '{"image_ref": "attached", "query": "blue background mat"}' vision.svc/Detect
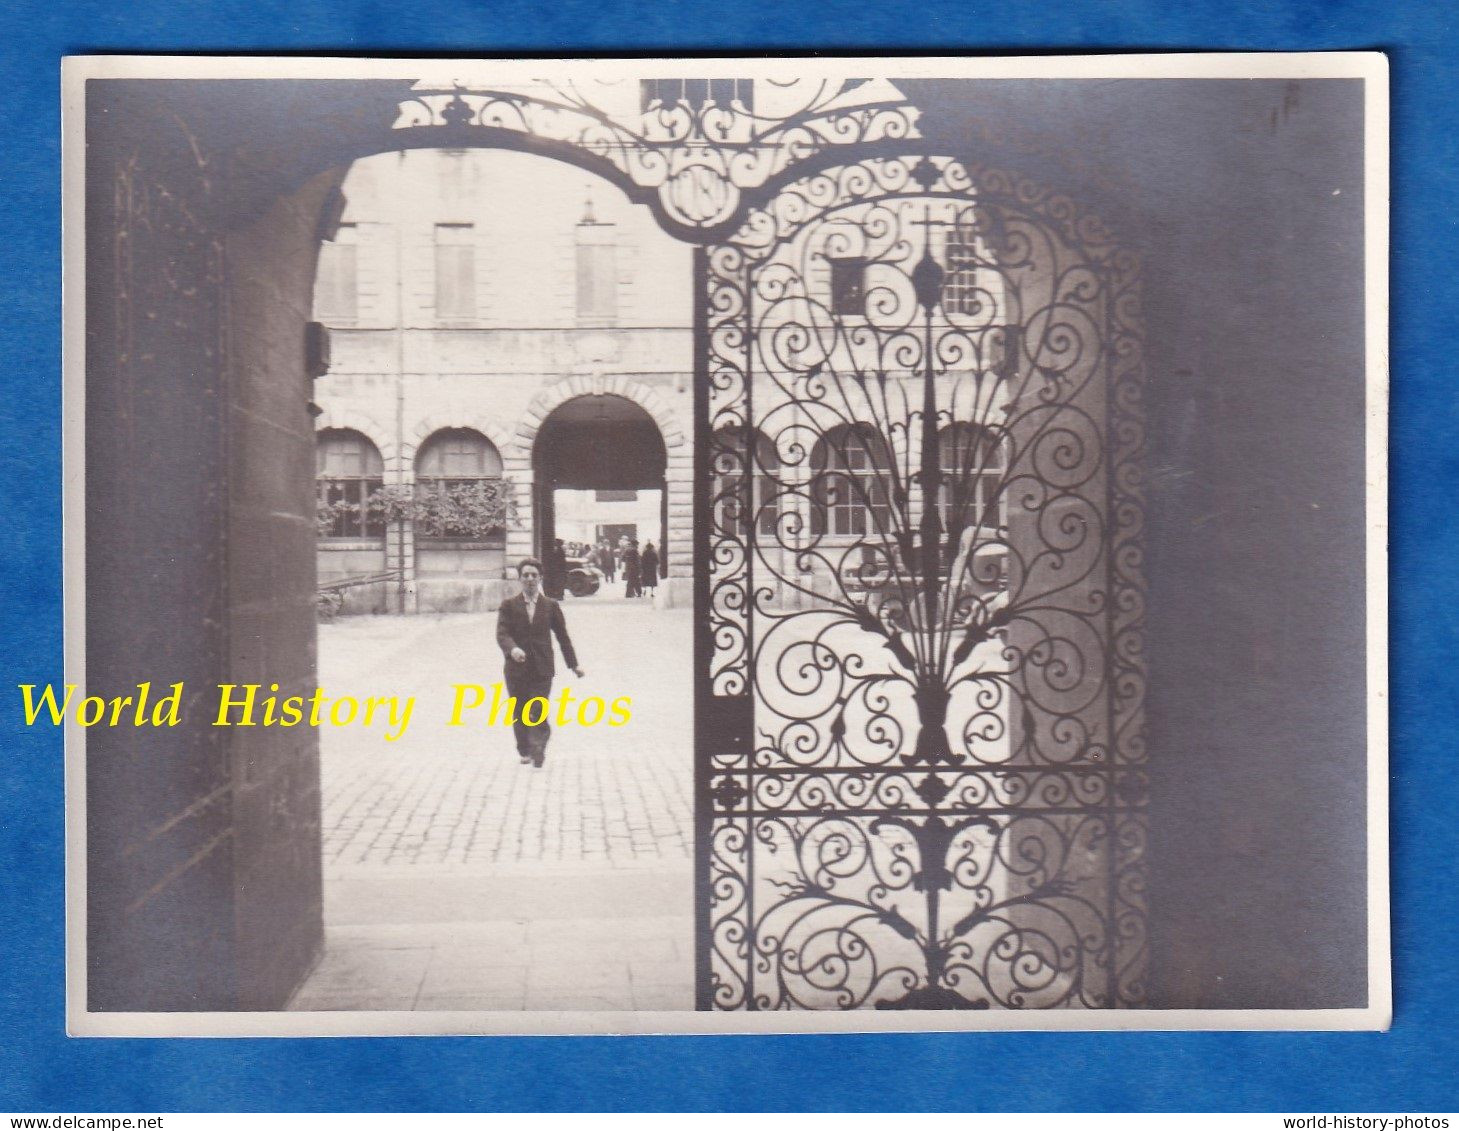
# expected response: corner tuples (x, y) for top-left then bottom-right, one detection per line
(1, 2), (1451, 1112)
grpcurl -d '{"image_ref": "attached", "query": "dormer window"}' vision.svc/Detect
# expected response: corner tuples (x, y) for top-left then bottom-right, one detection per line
(641, 78), (754, 113)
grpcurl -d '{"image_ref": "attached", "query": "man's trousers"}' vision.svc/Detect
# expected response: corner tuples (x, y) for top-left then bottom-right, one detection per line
(506, 676), (553, 765)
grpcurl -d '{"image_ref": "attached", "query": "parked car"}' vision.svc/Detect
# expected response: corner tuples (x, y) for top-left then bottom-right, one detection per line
(564, 556), (603, 597)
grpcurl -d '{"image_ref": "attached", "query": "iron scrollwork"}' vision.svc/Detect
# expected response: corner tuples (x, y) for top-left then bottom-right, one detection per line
(393, 77), (921, 232)
(703, 154), (1147, 1010)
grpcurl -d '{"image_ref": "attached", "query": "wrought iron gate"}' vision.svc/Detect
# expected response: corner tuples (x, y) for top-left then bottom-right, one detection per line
(694, 154), (1147, 1010)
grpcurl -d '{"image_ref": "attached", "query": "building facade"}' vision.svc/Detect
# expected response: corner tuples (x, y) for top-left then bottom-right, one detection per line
(311, 146), (1019, 621)
(311, 148), (695, 613)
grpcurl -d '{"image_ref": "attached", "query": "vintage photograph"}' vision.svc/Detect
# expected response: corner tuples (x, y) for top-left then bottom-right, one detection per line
(62, 54), (1388, 1034)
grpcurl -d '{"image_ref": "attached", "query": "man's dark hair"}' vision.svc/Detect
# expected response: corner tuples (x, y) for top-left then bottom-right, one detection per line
(518, 557), (543, 576)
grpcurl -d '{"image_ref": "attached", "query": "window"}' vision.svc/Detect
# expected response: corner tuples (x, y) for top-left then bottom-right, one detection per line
(829, 256), (869, 317)
(314, 224), (358, 324)
(316, 429), (384, 540)
(576, 241), (618, 324)
(434, 223), (476, 321)
(941, 225), (984, 317)
(641, 78), (753, 112)
(713, 427), (780, 538)
(942, 227), (1019, 375)
(810, 425), (892, 537)
(938, 423), (1006, 532)
(415, 428), (504, 540)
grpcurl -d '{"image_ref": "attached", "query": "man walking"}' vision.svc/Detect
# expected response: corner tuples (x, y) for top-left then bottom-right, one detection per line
(496, 557), (584, 767)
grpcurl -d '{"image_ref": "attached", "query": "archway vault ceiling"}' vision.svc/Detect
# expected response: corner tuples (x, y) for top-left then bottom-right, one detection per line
(535, 396), (668, 491)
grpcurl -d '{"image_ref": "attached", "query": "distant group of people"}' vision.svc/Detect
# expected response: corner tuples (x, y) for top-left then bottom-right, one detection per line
(542, 534), (662, 600)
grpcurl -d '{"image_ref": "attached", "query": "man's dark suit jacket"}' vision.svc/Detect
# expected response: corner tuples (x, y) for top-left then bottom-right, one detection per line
(496, 592), (579, 687)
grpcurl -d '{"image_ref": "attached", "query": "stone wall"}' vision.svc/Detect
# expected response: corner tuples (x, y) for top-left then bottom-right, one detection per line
(85, 83), (344, 1010)
(223, 169), (346, 1010)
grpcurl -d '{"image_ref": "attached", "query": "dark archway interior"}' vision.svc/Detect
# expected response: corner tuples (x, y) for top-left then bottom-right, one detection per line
(535, 395), (666, 490)
(532, 395), (668, 558)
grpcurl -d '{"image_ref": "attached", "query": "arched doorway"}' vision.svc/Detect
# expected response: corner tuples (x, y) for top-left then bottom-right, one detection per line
(297, 150), (697, 1013)
(533, 394), (668, 585)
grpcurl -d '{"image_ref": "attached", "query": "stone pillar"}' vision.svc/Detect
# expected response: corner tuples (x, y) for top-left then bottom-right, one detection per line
(85, 97), (237, 1012)
(83, 83), (343, 1011)
(660, 452), (695, 607)
(384, 437), (417, 614)
(224, 168), (348, 1009)
(502, 450), (534, 598)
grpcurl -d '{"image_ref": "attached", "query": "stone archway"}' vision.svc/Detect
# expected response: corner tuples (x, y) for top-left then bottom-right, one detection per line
(313, 407), (400, 466)
(406, 414), (518, 466)
(80, 75), (928, 1010)
(511, 378), (693, 607)
(79, 72), (1147, 1017)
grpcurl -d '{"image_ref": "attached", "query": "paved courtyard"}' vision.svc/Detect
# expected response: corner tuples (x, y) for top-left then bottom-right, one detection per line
(288, 599), (695, 1013)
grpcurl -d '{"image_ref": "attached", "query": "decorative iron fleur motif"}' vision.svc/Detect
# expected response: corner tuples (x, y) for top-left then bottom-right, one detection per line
(913, 772), (952, 808)
(910, 247), (946, 314)
(709, 774), (749, 811)
(908, 154), (943, 192)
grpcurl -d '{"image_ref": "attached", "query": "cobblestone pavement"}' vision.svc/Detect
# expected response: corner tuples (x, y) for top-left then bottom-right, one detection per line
(317, 603), (693, 868)
(290, 600), (695, 1013)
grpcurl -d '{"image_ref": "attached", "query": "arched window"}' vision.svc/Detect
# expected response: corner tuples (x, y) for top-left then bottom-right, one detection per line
(316, 429), (385, 540)
(415, 428), (504, 540)
(712, 426), (780, 539)
(810, 424), (893, 537)
(938, 422), (1006, 533)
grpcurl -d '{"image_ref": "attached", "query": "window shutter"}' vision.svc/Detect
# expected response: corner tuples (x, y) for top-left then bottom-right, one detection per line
(435, 225), (477, 320)
(576, 241), (617, 323)
(316, 241), (358, 323)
